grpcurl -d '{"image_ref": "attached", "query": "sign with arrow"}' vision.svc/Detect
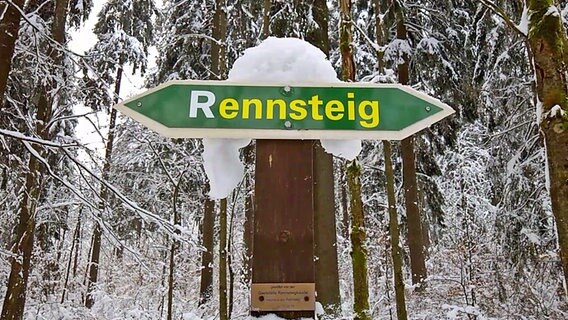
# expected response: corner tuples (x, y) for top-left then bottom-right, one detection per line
(115, 80), (454, 140)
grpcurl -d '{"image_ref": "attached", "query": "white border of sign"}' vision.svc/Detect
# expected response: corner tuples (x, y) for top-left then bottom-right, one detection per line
(114, 80), (455, 140)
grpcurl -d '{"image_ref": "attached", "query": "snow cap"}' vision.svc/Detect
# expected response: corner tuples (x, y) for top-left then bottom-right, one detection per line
(203, 37), (361, 199)
(228, 37), (339, 82)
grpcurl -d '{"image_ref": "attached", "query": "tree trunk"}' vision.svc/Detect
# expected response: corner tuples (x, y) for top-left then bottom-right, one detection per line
(262, 0), (271, 39)
(84, 224), (101, 309)
(199, 198), (215, 305)
(167, 175), (183, 320)
(526, 0), (568, 290)
(1, 0), (69, 318)
(0, 0), (25, 105)
(61, 215), (82, 303)
(227, 196), (236, 318)
(243, 147), (254, 285)
(339, 0), (370, 318)
(340, 0), (356, 82)
(313, 143), (341, 317)
(394, 0), (428, 289)
(211, 0), (227, 80)
(373, 0), (386, 73)
(303, 1), (342, 316)
(340, 172), (350, 241)
(85, 67), (123, 308)
(197, 0), (228, 308)
(219, 198), (228, 320)
(1, 159), (40, 319)
(72, 214), (81, 278)
(347, 161), (370, 320)
(401, 137), (428, 288)
(373, 5), (408, 316)
(305, 0), (330, 55)
(384, 141), (408, 320)
(159, 233), (169, 318)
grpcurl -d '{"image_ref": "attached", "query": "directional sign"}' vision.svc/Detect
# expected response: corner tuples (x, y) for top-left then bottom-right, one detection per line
(115, 80), (454, 140)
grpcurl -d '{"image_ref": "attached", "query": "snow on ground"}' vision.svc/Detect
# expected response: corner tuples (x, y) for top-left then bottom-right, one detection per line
(182, 313), (312, 320)
(203, 37), (362, 199)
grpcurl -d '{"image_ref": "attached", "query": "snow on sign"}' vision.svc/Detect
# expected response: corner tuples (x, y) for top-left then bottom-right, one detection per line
(115, 80), (454, 140)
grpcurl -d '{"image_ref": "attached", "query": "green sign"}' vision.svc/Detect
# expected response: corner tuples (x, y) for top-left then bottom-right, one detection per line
(115, 80), (454, 140)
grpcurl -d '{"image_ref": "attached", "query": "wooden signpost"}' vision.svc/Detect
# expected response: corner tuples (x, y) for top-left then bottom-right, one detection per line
(252, 139), (315, 318)
(115, 80), (454, 318)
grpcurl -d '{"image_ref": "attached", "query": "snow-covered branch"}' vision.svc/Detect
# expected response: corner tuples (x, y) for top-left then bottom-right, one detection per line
(478, 0), (528, 37)
(60, 148), (197, 246)
(6, 0), (87, 58)
(0, 128), (79, 148)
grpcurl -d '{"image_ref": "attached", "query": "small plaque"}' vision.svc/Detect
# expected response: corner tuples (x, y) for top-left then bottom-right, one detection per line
(251, 283), (316, 311)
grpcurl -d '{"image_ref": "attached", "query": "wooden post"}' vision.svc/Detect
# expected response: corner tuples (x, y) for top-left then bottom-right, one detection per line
(252, 139), (315, 319)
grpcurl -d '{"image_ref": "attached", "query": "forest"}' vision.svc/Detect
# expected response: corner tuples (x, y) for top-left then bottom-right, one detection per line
(1, 0), (568, 319)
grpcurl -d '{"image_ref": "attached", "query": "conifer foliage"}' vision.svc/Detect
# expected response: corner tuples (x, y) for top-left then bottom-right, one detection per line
(0, 0), (567, 319)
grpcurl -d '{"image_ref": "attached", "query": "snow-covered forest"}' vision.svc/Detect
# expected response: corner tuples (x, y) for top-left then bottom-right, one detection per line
(1, 0), (568, 319)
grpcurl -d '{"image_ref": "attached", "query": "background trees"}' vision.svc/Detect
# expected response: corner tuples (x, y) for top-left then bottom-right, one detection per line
(0, 0), (566, 319)
(82, 0), (156, 309)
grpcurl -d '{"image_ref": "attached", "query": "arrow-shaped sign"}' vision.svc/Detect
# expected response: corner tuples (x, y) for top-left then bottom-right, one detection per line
(115, 80), (454, 140)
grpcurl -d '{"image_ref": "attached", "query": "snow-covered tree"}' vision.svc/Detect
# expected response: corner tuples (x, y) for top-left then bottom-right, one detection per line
(82, 0), (157, 309)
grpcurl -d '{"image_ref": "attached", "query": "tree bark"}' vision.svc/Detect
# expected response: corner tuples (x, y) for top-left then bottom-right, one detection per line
(347, 161), (370, 320)
(340, 0), (356, 83)
(219, 198), (228, 320)
(243, 146), (254, 285)
(526, 0), (568, 290)
(85, 67), (123, 309)
(313, 142), (341, 316)
(61, 215), (82, 303)
(303, 1), (342, 316)
(384, 141), (408, 320)
(211, 0), (227, 80)
(72, 214), (81, 278)
(339, 0), (370, 318)
(1, 157), (40, 320)
(305, 0), (330, 56)
(394, 0), (428, 289)
(262, 0), (271, 39)
(0, 0), (25, 105)
(84, 221), (101, 307)
(198, 198), (215, 305)
(340, 172), (350, 241)
(373, 0), (386, 73)
(167, 175), (183, 320)
(1, 0), (69, 318)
